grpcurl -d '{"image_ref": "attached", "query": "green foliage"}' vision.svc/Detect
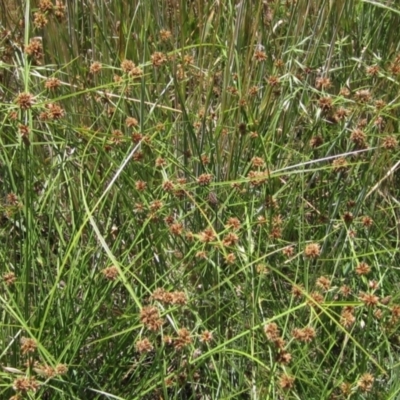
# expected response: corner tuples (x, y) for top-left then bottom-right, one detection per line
(1, 0), (400, 398)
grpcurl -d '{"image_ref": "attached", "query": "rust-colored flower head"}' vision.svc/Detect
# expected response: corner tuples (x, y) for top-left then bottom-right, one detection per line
(45, 77), (61, 90)
(360, 216), (373, 228)
(366, 65), (379, 76)
(316, 276), (331, 291)
(54, 1), (66, 21)
(251, 157), (265, 168)
(90, 61), (102, 74)
(292, 326), (316, 343)
(279, 373), (295, 390)
(13, 377), (40, 393)
(159, 29), (172, 41)
(339, 87), (351, 97)
(359, 292), (379, 307)
(354, 89), (371, 103)
(357, 372), (374, 392)
(55, 364), (68, 375)
(3, 272), (16, 286)
(222, 232), (239, 247)
(101, 266), (119, 280)
(254, 50), (267, 62)
(264, 322), (280, 341)
(350, 128), (367, 148)
(247, 170), (269, 187)
(33, 12), (48, 28)
(340, 307), (355, 328)
(15, 92), (34, 110)
(39, 0), (53, 12)
(340, 285), (352, 298)
(318, 96), (333, 111)
(310, 135), (323, 148)
(267, 75), (280, 86)
(307, 292), (324, 307)
(276, 350), (292, 364)
(382, 135), (398, 150)
(135, 338), (154, 353)
(198, 227), (216, 243)
(121, 59), (135, 73)
(332, 157), (348, 173)
(197, 173), (213, 186)
(46, 103), (65, 119)
(151, 51), (167, 67)
(355, 262), (371, 276)
(174, 328), (192, 350)
(224, 253), (236, 264)
(200, 330), (213, 343)
(126, 117), (139, 128)
(304, 243), (320, 259)
(225, 217), (241, 230)
(140, 305), (164, 331)
(20, 337), (37, 355)
(315, 76), (332, 89)
(25, 38), (43, 63)
(291, 284), (304, 298)
(135, 180), (147, 191)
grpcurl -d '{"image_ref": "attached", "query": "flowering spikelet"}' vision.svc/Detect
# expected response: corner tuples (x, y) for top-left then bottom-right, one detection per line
(102, 266), (119, 280)
(198, 227), (216, 243)
(13, 377), (40, 393)
(315, 276), (330, 291)
(304, 243), (320, 258)
(355, 262), (371, 276)
(332, 157), (348, 172)
(135, 338), (153, 353)
(264, 322), (280, 341)
(25, 38), (43, 63)
(33, 12), (48, 28)
(140, 306), (164, 331)
(357, 373), (374, 392)
(174, 328), (192, 350)
(225, 217), (241, 230)
(279, 373), (295, 390)
(15, 93), (34, 110)
(200, 330), (213, 343)
(20, 337), (37, 355)
(197, 173), (213, 186)
(222, 232), (239, 247)
(359, 292), (379, 307)
(151, 51), (167, 67)
(3, 271), (16, 286)
(45, 77), (61, 90)
(292, 326), (316, 343)
(90, 61), (102, 74)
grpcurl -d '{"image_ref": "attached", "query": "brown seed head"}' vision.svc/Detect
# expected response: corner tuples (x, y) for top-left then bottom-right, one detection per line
(174, 328), (192, 350)
(15, 92), (34, 110)
(135, 338), (154, 353)
(197, 173), (213, 186)
(304, 243), (320, 259)
(357, 373), (374, 392)
(140, 306), (164, 331)
(151, 51), (167, 67)
(90, 61), (102, 74)
(20, 337), (37, 355)
(355, 262), (371, 276)
(3, 272), (16, 286)
(101, 266), (119, 280)
(279, 373), (295, 390)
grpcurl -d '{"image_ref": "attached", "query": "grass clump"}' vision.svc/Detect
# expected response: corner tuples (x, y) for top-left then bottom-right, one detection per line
(1, 0), (400, 398)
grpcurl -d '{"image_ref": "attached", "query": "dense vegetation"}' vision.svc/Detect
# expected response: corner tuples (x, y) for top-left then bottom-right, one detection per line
(1, 0), (400, 398)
